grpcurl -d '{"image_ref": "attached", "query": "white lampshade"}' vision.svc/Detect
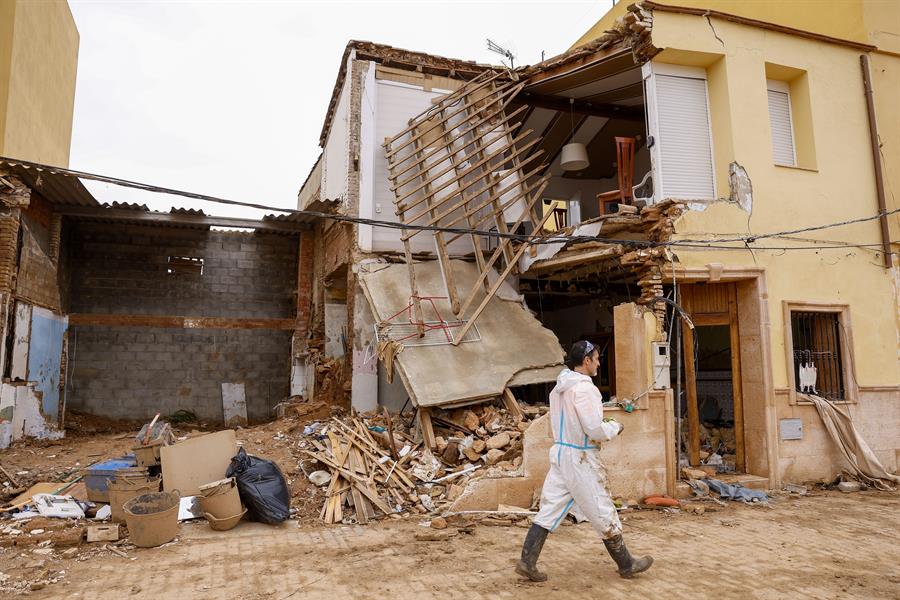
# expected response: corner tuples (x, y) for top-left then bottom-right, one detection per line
(560, 142), (589, 171)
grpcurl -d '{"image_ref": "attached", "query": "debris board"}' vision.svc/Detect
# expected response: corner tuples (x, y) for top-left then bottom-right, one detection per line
(160, 430), (238, 496)
(360, 260), (562, 408)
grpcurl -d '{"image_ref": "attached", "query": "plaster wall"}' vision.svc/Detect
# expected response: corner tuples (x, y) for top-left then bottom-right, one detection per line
(451, 390), (672, 511)
(0, 0), (79, 167)
(651, 13), (900, 391)
(573, 0), (875, 50)
(322, 56), (351, 206)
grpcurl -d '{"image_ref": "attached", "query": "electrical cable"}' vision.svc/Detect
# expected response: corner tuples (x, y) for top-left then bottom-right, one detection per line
(3, 155), (898, 253)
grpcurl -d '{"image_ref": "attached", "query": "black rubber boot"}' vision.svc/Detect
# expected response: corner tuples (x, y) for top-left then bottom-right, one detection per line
(602, 534), (653, 578)
(515, 524), (549, 582)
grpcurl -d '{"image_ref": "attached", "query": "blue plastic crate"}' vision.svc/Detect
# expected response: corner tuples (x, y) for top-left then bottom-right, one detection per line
(85, 456), (136, 502)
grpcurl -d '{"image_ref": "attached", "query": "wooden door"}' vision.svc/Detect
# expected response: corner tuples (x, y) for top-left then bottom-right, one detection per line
(679, 283), (745, 471)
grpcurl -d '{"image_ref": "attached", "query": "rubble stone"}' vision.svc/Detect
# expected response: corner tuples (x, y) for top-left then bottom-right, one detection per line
(485, 449), (504, 465)
(471, 439), (486, 453)
(463, 447), (481, 462)
(430, 517), (448, 529)
(486, 432), (510, 450)
(463, 411), (479, 431)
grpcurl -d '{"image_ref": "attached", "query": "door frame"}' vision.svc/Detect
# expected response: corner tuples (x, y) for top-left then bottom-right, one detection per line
(680, 282), (745, 471)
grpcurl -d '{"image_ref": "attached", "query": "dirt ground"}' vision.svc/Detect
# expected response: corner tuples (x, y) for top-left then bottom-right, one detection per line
(1, 415), (898, 599)
(0, 488), (895, 599)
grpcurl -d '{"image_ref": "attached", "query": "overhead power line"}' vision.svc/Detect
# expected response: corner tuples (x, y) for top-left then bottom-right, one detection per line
(1, 155), (897, 254)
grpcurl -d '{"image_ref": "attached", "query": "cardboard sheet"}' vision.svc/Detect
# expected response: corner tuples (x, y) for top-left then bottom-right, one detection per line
(360, 260), (563, 407)
(161, 430), (238, 496)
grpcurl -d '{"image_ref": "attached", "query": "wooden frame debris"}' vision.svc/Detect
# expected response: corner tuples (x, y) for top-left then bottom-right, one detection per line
(382, 71), (557, 343)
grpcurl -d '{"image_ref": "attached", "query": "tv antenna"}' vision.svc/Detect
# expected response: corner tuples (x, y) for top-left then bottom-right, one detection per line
(486, 39), (516, 69)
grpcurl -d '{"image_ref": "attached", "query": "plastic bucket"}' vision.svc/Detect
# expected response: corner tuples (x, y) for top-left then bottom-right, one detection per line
(198, 477), (242, 519)
(203, 508), (247, 531)
(108, 477), (160, 524)
(123, 491), (180, 547)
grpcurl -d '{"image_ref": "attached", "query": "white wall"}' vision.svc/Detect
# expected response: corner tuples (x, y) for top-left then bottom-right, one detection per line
(365, 79), (475, 255)
(358, 61), (377, 252)
(322, 55), (352, 205)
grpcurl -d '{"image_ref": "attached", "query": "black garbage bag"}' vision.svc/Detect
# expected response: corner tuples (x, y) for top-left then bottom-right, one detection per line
(226, 447), (291, 524)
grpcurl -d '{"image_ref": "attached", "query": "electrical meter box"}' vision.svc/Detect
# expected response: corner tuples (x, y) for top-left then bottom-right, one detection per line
(652, 342), (671, 389)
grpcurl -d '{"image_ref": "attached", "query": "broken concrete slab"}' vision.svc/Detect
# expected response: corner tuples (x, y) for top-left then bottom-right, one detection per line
(359, 260), (563, 408)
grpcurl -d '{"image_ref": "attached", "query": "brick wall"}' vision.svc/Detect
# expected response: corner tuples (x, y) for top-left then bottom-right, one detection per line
(16, 211), (61, 311)
(69, 327), (291, 422)
(66, 223), (300, 422)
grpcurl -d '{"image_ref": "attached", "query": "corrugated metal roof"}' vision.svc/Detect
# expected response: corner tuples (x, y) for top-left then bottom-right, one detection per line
(261, 212), (317, 223)
(0, 158), (99, 207)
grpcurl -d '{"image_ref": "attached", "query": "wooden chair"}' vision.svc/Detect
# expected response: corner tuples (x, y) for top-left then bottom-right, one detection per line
(552, 205), (567, 230)
(596, 136), (636, 215)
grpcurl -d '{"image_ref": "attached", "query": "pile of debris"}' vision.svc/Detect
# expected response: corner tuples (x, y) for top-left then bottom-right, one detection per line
(699, 423), (737, 474)
(298, 401), (543, 524)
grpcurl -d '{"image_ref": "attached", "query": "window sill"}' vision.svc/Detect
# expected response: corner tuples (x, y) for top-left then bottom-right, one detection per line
(790, 392), (857, 406)
(774, 164), (818, 173)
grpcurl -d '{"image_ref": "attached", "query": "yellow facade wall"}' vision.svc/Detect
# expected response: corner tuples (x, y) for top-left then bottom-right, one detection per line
(650, 11), (899, 389)
(572, 0), (874, 50)
(0, 0), (79, 167)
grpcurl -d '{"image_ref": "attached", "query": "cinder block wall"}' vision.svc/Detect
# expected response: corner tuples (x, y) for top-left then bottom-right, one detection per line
(66, 223), (298, 422)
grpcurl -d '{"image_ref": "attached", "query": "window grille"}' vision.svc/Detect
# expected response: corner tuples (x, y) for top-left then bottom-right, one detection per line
(790, 311), (844, 400)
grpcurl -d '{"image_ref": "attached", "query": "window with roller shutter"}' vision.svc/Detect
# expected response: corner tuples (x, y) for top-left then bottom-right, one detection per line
(645, 64), (716, 202)
(767, 80), (796, 167)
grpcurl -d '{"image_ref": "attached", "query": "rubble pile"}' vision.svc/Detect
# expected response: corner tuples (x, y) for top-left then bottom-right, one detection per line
(698, 423), (737, 474)
(298, 402), (544, 524)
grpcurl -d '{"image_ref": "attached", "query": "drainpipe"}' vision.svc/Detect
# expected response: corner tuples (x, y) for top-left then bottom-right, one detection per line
(859, 54), (893, 269)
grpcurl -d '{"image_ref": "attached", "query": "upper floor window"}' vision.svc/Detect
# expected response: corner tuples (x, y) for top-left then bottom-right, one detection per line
(767, 79), (796, 167)
(644, 63), (716, 202)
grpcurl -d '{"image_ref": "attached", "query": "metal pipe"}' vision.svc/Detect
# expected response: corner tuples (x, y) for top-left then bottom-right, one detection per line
(860, 54), (893, 269)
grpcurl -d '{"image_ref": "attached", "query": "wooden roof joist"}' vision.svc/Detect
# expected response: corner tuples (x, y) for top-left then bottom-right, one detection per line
(526, 244), (625, 278)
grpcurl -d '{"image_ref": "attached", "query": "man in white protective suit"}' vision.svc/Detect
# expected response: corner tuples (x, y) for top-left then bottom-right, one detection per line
(515, 340), (653, 581)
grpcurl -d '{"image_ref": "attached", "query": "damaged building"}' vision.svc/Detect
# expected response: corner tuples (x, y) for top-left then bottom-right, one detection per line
(297, 0), (899, 504)
(0, 161), (316, 442)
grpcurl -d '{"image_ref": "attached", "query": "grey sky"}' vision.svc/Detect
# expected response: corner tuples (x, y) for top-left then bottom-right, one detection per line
(67, 0), (608, 220)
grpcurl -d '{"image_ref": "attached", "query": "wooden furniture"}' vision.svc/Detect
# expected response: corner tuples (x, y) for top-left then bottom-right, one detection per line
(596, 136), (636, 215)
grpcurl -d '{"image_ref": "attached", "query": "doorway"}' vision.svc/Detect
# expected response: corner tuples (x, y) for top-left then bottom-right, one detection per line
(679, 282), (745, 473)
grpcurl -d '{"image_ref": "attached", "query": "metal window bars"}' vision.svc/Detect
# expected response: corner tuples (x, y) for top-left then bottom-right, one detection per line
(790, 311), (845, 400)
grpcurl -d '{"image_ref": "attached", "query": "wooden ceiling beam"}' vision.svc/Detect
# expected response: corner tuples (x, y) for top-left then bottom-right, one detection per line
(517, 92), (644, 122)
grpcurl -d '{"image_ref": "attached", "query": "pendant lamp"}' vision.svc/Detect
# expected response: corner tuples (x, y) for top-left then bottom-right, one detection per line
(561, 98), (589, 172)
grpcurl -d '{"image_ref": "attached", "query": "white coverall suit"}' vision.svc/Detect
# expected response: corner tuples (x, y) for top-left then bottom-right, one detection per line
(533, 368), (624, 539)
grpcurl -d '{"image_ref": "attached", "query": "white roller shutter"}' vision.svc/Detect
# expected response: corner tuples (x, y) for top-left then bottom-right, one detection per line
(652, 71), (716, 200)
(767, 80), (796, 167)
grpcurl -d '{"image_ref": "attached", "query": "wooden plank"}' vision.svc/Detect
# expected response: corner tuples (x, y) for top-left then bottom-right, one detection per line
(442, 172), (551, 245)
(728, 287), (746, 473)
(527, 245), (623, 274)
(412, 120), (460, 315)
(403, 156), (546, 231)
(391, 115), (525, 191)
(384, 73), (513, 158)
(383, 70), (501, 153)
(502, 388), (525, 420)
(395, 130), (539, 210)
(454, 186), (550, 321)
(332, 420), (414, 489)
(452, 205), (555, 345)
(387, 137), (427, 340)
(417, 407), (437, 449)
(68, 314), (297, 330)
(388, 104), (529, 184)
(383, 407), (400, 461)
(682, 323), (700, 467)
